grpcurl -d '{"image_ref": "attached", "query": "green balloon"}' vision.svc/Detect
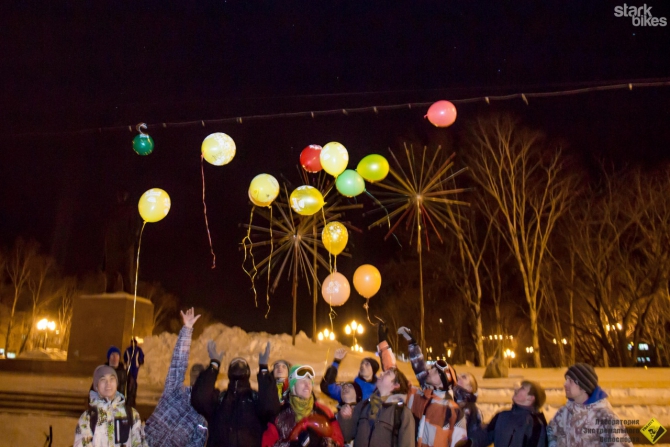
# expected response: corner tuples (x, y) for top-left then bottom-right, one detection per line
(133, 134), (155, 156)
(357, 154), (389, 183)
(336, 169), (366, 197)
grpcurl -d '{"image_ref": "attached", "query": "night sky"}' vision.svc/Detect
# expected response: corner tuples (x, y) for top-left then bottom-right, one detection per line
(1, 2), (669, 336)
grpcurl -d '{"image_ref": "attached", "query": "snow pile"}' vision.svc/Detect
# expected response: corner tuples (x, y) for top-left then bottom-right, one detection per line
(18, 348), (67, 360)
(140, 323), (396, 390)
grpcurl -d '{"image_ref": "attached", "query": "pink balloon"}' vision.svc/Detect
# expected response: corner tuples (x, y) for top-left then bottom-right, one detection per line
(321, 272), (351, 306)
(425, 100), (457, 128)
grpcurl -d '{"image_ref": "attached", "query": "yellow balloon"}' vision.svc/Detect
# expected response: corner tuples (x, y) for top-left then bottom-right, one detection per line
(320, 142), (349, 177)
(138, 188), (171, 223)
(248, 174), (279, 207)
(322, 222), (348, 256)
(201, 133), (236, 166)
(289, 185), (324, 216)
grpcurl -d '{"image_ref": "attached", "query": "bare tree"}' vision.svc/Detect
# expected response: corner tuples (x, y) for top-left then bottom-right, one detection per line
(138, 281), (178, 334)
(19, 255), (56, 353)
(465, 115), (578, 366)
(57, 277), (77, 350)
(5, 238), (38, 353)
(446, 204), (492, 366)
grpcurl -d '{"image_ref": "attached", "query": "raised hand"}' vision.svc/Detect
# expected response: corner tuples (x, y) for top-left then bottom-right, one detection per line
(259, 341), (271, 365)
(333, 348), (348, 361)
(397, 326), (415, 343)
(181, 308), (201, 329)
(207, 340), (225, 363)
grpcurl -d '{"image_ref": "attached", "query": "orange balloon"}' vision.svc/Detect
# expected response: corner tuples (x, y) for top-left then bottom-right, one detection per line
(353, 264), (382, 299)
(321, 272), (350, 306)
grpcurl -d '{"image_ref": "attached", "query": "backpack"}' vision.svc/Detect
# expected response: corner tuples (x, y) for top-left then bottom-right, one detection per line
(360, 399), (405, 446)
(88, 403), (131, 445)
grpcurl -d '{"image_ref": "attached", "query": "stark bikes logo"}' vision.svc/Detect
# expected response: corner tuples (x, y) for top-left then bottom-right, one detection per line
(614, 4), (667, 26)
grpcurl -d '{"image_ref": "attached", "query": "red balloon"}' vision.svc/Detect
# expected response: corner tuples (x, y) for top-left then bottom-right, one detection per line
(289, 414), (334, 441)
(300, 145), (323, 173)
(425, 100), (457, 128)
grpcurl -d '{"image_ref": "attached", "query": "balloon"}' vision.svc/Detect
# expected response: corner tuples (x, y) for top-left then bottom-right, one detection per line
(320, 142), (349, 177)
(290, 186), (324, 216)
(132, 133), (154, 156)
(202, 133), (236, 166)
(357, 154), (389, 183)
(289, 414), (333, 441)
(300, 145), (323, 173)
(353, 264), (382, 299)
(322, 272), (351, 306)
(335, 169), (365, 197)
(322, 222), (348, 256)
(425, 100), (457, 128)
(138, 188), (171, 223)
(248, 174), (279, 207)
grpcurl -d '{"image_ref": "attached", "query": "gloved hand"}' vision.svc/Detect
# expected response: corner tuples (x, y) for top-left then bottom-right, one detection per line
(377, 319), (388, 344)
(397, 326), (416, 344)
(259, 341), (271, 366)
(207, 340), (225, 364)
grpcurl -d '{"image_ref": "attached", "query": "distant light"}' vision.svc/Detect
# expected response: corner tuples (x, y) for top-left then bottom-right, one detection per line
(553, 338), (557, 344)
(329, 332), (335, 341)
(345, 326), (351, 335)
(616, 323), (622, 330)
(447, 349), (452, 357)
(439, 318), (443, 323)
(324, 328), (330, 337)
(7, 352), (16, 359)
(357, 325), (363, 334)
(562, 338), (567, 345)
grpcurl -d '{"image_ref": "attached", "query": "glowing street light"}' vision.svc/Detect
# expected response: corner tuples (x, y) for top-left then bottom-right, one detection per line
(344, 320), (364, 348)
(37, 318), (56, 349)
(317, 328), (336, 342)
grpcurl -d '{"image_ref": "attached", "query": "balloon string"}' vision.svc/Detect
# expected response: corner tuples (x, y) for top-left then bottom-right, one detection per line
(364, 299), (374, 324)
(241, 207), (259, 307)
(366, 190), (402, 248)
(201, 154), (216, 268)
(265, 206), (273, 319)
(132, 221), (147, 338)
(321, 207), (336, 331)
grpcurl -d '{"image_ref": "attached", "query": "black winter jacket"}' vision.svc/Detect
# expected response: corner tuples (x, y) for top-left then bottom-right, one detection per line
(469, 404), (547, 447)
(191, 364), (280, 447)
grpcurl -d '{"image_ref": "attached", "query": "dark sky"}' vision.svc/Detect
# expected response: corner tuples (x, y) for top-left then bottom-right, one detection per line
(1, 1), (669, 335)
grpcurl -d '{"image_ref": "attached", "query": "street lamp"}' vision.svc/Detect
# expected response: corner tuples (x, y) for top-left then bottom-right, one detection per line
(344, 320), (364, 350)
(37, 318), (56, 349)
(317, 328), (336, 341)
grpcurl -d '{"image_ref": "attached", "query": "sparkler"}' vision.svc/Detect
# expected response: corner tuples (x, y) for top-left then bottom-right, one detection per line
(241, 173), (363, 345)
(367, 144), (470, 351)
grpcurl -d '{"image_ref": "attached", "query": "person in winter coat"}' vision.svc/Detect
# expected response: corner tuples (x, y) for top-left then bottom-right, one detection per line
(124, 338), (145, 407)
(470, 380), (548, 447)
(547, 363), (632, 447)
(397, 326), (468, 447)
(320, 347), (380, 403)
(272, 359), (291, 404)
(106, 346), (128, 397)
(75, 364), (147, 447)
(338, 366), (415, 447)
(191, 340), (280, 447)
(452, 373), (483, 447)
(145, 308), (208, 447)
(263, 364), (344, 447)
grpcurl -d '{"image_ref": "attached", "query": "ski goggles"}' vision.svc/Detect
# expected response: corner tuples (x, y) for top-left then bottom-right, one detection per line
(291, 365), (315, 381)
(432, 359), (453, 379)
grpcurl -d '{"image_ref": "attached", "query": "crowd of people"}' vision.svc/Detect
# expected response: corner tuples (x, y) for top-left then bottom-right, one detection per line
(75, 308), (635, 447)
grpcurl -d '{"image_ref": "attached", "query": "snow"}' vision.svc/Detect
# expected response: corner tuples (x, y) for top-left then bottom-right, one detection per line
(1, 322), (669, 446)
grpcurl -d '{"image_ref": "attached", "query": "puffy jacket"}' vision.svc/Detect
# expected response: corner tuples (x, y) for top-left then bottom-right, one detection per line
(74, 391), (147, 447)
(453, 386), (483, 447)
(470, 404), (547, 447)
(547, 387), (633, 447)
(320, 360), (377, 403)
(191, 364), (280, 447)
(263, 398), (344, 447)
(338, 392), (415, 447)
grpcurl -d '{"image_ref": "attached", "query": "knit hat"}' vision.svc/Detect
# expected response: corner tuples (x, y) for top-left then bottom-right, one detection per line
(350, 381), (363, 402)
(289, 364), (315, 392)
(228, 357), (250, 381)
(361, 357), (380, 376)
(93, 365), (117, 391)
(106, 346), (121, 361)
(565, 363), (598, 395)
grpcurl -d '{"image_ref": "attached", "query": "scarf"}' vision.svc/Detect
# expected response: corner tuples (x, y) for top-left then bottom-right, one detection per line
(290, 394), (315, 422)
(368, 393), (388, 423)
